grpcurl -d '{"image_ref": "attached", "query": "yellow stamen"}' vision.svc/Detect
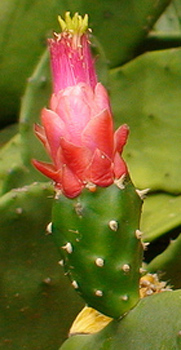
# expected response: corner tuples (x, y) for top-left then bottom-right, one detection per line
(58, 12), (88, 35)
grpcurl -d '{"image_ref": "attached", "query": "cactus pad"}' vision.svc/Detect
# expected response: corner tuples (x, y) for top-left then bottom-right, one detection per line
(52, 177), (143, 318)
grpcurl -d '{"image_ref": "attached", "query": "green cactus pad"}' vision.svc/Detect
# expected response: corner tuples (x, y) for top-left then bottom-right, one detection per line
(59, 290), (181, 350)
(52, 177), (143, 318)
(0, 182), (83, 349)
(0, 134), (22, 195)
(141, 192), (181, 243)
(140, 192), (181, 288)
(147, 233), (181, 289)
(109, 47), (181, 194)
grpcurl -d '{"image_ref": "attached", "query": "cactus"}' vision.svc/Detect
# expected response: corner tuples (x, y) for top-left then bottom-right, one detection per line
(30, 13), (144, 319)
(141, 193), (181, 243)
(1, 2), (181, 349)
(0, 181), (84, 348)
(140, 192), (181, 288)
(52, 177), (143, 318)
(0, 134), (23, 194)
(109, 47), (181, 194)
(59, 290), (181, 350)
(147, 233), (181, 289)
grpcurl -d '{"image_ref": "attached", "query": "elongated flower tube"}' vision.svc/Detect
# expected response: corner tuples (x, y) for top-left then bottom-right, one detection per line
(33, 12), (129, 198)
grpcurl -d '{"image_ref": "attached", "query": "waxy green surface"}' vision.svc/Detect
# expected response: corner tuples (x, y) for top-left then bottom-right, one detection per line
(60, 290), (181, 350)
(52, 179), (143, 318)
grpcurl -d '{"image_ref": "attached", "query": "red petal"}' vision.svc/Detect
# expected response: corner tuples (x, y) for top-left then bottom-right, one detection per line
(41, 108), (67, 161)
(60, 138), (92, 179)
(82, 109), (114, 158)
(114, 124), (129, 153)
(32, 159), (62, 183)
(61, 165), (83, 198)
(113, 152), (128, 179)
(86, 149), (113, 186)
(34, 124), (51, 155)
(34, 124), (45, 142)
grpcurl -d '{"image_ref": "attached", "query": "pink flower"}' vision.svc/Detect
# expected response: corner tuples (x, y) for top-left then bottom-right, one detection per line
(33, 13), (129, 198)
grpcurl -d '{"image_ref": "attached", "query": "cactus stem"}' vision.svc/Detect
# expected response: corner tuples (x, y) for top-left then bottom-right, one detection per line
(122, 264), (131, 273)
(62, 242), (73, 254)
(95, 290), (103, 297)
(108, 220), (119, 231)
(135, 188), (150, 199)
(95, 258), (105, 267)
(135, 229), (143, 239)
(46, 222), (53, 235)
(72, 280), (79, 289)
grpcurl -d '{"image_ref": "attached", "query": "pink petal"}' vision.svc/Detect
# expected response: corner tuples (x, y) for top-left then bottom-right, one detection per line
(41, 108), (68, 161)
(94, 83), (111, 112)
(82, 109), (114, 158)
(114, 124), (129, 153)
(54, 85), (93, 144)
(32, 159), (62, 182)
(61, 165), (83, 198)
(48, 34), (97, 93)
(81, 34), (97, 90)
(86, 149), (113, 186)
(60, 138), (92, 179)
(48, 37), (76, 92)
(113, 152), (128, 179)
(50, 93), (59, 110)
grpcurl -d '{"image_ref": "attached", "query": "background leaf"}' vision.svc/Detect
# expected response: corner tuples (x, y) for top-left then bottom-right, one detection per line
(0, 182), (84, 349)
(109, 48), (181, 193)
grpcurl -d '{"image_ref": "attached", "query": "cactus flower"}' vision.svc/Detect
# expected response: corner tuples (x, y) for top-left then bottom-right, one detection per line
(33, 13), (129, 198)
